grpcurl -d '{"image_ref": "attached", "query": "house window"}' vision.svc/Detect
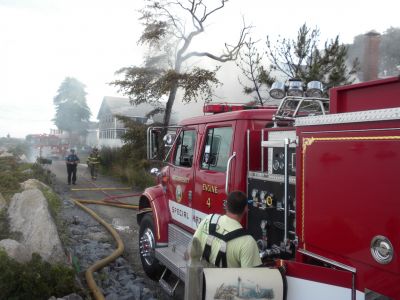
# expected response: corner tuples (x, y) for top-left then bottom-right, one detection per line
(173, 130), (196, 167)
(201, 127), (232, 172)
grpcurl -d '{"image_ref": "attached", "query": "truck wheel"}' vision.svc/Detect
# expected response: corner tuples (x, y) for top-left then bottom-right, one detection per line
(139, 213), (164, 280)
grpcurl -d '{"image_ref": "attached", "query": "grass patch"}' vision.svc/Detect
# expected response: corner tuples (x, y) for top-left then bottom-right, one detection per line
(41, 188), (61, 218)
(0, 250), (79, 300)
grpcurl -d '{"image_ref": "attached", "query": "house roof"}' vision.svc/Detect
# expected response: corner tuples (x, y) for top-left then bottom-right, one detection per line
(97, 96), (159, 119)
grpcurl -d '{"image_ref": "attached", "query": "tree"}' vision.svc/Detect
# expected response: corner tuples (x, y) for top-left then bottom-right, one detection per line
(266, 23), (358, 91)
(111, 0), (250, 126)
(236, 38), (275, 105)
(53, 77), (91, 138)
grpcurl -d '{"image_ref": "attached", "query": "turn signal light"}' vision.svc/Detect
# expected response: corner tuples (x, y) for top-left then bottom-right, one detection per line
(161, 173), (169, 186)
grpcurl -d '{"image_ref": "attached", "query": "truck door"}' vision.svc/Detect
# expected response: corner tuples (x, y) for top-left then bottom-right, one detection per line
(193, 124), (235, 220)
(167, 128), (198, 231)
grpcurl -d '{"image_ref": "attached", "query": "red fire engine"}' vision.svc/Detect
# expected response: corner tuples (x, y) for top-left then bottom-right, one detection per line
(26, 133), (69, 161)
(138, 76), (400, 299)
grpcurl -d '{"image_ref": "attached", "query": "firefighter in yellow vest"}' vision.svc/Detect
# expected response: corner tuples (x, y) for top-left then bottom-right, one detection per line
(193, 190), (262, 268)
(87, 147), (101, 180)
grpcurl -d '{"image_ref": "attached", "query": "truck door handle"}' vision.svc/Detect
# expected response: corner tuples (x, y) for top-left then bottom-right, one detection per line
(225, 152), (237, 195)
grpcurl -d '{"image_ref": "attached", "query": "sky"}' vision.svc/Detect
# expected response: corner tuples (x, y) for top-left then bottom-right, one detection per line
(0, 0), (399, 138)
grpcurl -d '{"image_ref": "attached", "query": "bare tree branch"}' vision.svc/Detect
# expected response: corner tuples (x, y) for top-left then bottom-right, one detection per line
(113, 0), (249, 127)
(182, 22), (251, 62)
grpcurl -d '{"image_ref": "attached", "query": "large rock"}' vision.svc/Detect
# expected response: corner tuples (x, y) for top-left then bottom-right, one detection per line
(0, 193), (6, 211)
(20, 179), (49, 191)
(0, 239), (31, 263)
(8, 188), (65, 263)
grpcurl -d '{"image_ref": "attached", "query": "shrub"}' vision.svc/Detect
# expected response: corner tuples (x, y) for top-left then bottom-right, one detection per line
(0, 209), (11, 241)
(0, 251), (79, 300)
(127, 166), (155, 189)
(0, 171), (21, 199)
(31, 163), (53, 185)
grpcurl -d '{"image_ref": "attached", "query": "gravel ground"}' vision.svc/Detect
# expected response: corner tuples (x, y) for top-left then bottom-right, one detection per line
(49, 161), (183, 300)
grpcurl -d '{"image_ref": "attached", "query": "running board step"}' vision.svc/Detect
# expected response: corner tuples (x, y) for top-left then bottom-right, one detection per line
(159, 268), (180, 296)
(155, 224), (192, 282)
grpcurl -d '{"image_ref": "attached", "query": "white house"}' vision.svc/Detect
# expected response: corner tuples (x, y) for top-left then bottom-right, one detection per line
(85, 121), (99, 147)
(96, 96), (164, 148)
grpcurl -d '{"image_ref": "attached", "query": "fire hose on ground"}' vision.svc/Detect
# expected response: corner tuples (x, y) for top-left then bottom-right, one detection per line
(71, 190), (141, 300)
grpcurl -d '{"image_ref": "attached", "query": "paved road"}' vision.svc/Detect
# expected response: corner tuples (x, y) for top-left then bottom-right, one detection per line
(49, 160), (183, 299)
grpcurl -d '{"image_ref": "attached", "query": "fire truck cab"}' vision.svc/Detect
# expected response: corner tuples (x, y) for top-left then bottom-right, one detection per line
(138, 77), (400, 300)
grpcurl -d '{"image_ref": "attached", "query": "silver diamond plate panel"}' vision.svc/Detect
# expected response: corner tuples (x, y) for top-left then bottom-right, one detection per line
(169, 224), (192, 253)
(268, 130), (297, 141)
(248, 171), (296, 184)
(155, 224), (192, 281)
(156, 247), (187, 281)
(295, 107), (400, 127)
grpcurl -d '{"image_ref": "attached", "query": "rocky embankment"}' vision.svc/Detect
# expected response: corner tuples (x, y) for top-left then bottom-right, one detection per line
(0, 151), (158, 299)
(1, 179), (64, 264)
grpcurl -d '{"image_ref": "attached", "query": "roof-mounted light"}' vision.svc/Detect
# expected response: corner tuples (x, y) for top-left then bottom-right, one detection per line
(287, 79), (303, 97)
(203, 103), (263, 114)
(203, 104), (242, 113)
(269, 82), (286, 99)
(306, 81), (324, 97)
(269, 79), (325, 100)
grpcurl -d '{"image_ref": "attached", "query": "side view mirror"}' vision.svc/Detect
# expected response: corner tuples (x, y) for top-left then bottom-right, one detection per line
(150, 168), (160, 176)
(147, 126), (181, 161)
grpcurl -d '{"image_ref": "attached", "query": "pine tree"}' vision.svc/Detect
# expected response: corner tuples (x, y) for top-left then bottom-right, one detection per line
(53, 77), (91, 140)
(266, 23), (359, 91)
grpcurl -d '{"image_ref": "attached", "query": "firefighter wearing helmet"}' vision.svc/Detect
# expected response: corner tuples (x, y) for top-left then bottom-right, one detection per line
(87, 147), (101, 180)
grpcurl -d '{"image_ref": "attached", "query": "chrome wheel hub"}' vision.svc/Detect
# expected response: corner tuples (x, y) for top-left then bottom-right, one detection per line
(140, 228), (156, 265)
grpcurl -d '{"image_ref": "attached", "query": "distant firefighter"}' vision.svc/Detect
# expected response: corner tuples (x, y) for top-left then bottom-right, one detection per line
(87, 147), (101, 180)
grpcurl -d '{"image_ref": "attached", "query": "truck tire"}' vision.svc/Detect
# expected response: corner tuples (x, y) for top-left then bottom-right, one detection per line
(139, 213), (164, 280)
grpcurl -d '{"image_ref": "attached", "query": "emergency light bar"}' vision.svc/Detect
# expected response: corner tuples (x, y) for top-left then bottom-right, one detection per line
(203, 103), (250, 114)
(203, 103), (277, 114)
